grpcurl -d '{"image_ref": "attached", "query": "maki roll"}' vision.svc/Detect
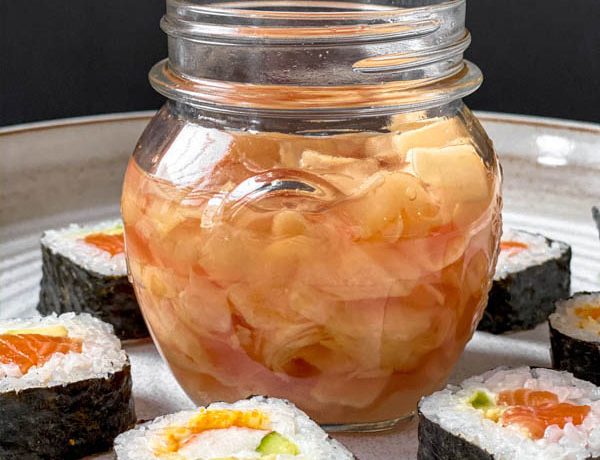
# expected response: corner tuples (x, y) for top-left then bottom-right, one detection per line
(478, 229), (571, 334)
(115, 396), (355, 459)
(549, 292), (600, 386)
(418, 367), (600, 460)
(38, 219), (148, 339)
(0, 313), (136, 459)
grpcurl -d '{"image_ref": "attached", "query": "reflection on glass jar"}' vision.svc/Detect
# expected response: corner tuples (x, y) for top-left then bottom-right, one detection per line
(122, 0), (502, 430)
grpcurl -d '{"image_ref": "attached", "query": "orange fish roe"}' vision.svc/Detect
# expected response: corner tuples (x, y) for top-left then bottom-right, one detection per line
(498, 389), (559, 407)
(497, 389), (591, 440)
(83, 232), (125, 256)
(154, 409), (270, 455)
(0, 333), (82, 374)
(575, 305), (600, 321)
(500, 241), (528, 256)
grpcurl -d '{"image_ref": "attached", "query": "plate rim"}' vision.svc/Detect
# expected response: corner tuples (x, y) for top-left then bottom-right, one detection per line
(0, 111), (156, 136)
(1, 110), (599, 137)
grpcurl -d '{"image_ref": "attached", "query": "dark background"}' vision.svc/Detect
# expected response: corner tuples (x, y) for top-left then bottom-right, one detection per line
(1, 1), (599, 126)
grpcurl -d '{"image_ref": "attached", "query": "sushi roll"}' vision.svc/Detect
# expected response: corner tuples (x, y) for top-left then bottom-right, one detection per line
(114, 396), (355, 460)
(549, 292), (600, 386)
(478, 229), (571, 334)
(37, 219), (148, 339)
(0, 313), (136, 459)
(418, 367), (600, 460)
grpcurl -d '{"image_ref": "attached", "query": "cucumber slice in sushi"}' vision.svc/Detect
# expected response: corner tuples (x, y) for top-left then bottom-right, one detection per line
(256, 431), (300, 455)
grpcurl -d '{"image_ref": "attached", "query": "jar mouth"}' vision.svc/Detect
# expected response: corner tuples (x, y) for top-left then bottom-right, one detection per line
(153, 0), (480, 114)
(162, 0), (459, 45)
(171, 0), (455, 17)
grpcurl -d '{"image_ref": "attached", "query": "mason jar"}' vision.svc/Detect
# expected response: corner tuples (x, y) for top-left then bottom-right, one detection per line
(121, 0), (502, 431)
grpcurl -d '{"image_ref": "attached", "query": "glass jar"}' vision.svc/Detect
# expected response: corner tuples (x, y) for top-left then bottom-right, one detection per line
(122, 0), (502, 430)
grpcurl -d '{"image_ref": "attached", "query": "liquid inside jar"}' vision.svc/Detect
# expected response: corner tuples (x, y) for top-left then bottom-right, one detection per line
(122, 106), (501, 425)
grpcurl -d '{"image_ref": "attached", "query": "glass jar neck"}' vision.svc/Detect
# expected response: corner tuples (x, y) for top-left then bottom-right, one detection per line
(150, 0), (481, 116)
(168, 98), (467, 134)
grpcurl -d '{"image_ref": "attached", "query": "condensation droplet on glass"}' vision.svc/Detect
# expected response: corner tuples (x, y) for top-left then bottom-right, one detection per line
(406, 187), (417, 201)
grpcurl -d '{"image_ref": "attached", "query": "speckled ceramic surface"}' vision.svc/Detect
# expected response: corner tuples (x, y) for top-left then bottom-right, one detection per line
(1, 112), (599, 459)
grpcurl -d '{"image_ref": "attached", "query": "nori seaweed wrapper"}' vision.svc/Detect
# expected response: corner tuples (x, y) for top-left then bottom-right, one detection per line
(38, 243), (148, 340)
(417, 409), (493, 460)
(0, 362), (136, 459)
(550, 322), (600, 386)
(477, 239), (571, 334)
(593, 207), (600, 239)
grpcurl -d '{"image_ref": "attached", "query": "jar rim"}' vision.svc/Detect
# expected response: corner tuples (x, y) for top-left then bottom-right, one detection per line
(166, 0), (461, 20)
(163, 0), (463, 45)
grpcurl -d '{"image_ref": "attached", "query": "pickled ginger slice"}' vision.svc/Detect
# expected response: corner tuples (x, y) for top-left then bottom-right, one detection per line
(338, 171), (442, 240)
(300, 149), (379, 196)
(365, 117), (470, 161)
(407, 144), (490, 205)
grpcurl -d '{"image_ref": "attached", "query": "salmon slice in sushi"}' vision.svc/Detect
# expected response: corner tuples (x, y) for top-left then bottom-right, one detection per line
(0, 313), (136, 459)
(0, 331), (82, 374)
(478, 229), (571, 334)
(37, 219), (148, 339)
(418, 367), (600, 460)
(114, 396), (355, 459)
(549, 292), (600, 386)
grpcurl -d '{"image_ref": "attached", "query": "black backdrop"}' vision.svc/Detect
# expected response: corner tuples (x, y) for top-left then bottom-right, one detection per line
(1, 0), (599, 126)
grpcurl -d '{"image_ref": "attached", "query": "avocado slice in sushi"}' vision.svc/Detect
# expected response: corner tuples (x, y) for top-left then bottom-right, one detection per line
(468, 390), (494, 410)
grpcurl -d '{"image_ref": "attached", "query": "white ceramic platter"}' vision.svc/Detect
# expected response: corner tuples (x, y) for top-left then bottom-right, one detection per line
(1, 112), (599, 459)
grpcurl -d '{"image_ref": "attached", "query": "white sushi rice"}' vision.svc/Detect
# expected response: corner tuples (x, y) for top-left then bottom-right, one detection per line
(550, 292), (600, 343)
(495, 229), (566, 280)
(420, 367), (600, 460)
(114, 396), (355, 460)
(41, 219), (126, 276)
(0, 313), (128, 392)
